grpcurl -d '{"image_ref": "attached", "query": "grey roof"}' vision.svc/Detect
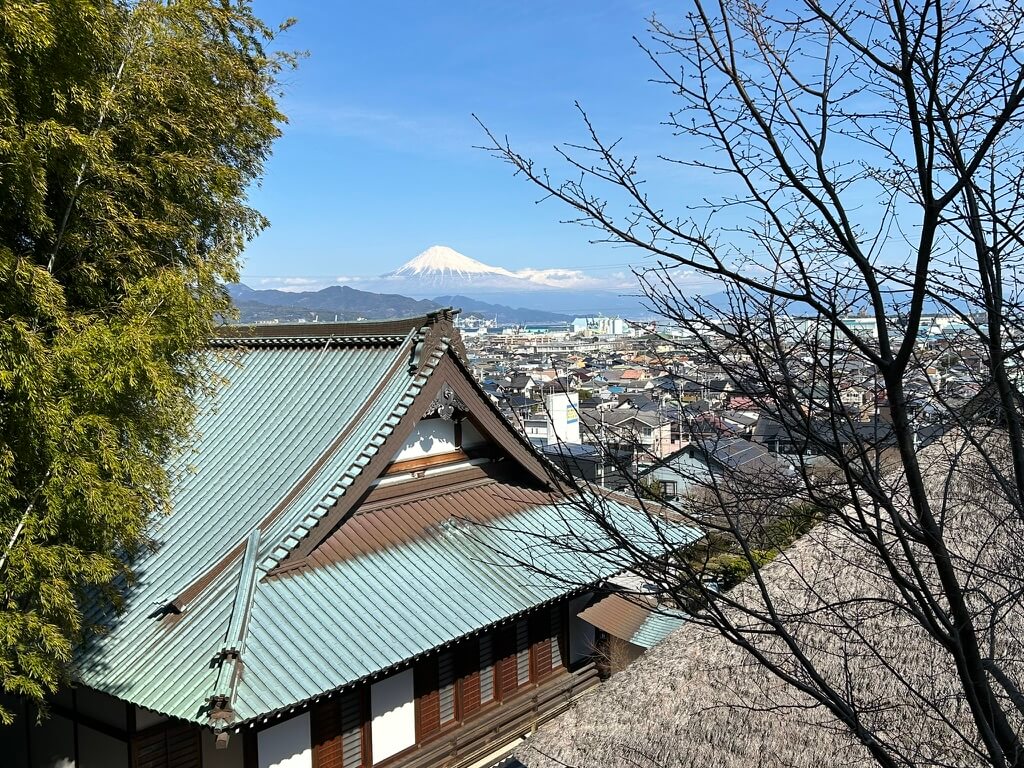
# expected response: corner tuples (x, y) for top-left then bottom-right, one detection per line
(695, 436), (778, 473)
(720, 411), (759, 427)
(502, 393), (538, 409)
(641, 437), (785, 482)
(540, 442), (604, 461)
(752, 415), (898, 448)
(580, 409), (666, 430)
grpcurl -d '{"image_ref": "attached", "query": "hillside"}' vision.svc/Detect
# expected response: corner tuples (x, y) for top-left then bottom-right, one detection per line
(227, 284), (575, 325)
(433, 295), (573, 324)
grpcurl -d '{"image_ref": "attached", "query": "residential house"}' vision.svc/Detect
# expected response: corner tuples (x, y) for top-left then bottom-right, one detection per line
(717, 410), (759, 439)
(501, 373), (537, 398)
(641, 436), (791, 501)
(580, 409), (685, 462)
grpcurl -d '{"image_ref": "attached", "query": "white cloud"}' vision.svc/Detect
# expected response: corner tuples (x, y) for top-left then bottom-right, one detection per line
(247, 258), (656, 295)
(514, 267), (635, 291)
(252, 276), (335, 292)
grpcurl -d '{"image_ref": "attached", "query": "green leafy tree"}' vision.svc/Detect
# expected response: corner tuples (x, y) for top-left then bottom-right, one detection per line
(0, 0), (292, 720)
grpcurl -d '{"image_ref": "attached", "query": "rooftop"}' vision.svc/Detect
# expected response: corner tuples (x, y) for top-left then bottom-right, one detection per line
(75, 315), (700, 728)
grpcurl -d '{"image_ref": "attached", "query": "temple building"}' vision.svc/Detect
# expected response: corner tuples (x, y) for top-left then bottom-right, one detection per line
(1, 311), (695, 768)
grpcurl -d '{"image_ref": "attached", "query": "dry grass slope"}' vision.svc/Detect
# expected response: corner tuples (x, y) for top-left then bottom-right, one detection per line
(518, 434), (1024, 768)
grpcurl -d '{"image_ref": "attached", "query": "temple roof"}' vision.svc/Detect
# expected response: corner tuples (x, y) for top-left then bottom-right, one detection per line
(75, 313), (699, 728)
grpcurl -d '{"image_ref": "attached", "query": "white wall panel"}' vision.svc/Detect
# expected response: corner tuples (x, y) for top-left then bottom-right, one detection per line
(393, 420), (457, 461)
(257, 712), (311, 768)
(370, 669), (415, 764)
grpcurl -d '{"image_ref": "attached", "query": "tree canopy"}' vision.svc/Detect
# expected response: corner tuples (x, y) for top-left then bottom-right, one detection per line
(487, 1), (1024, 765)
(0, 0), (291, 720)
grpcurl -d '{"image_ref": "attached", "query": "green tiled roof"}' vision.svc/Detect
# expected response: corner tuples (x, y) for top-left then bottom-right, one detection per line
(236, 499), (696, 722)
(630, 608), (689, 649)
(73, 316), (699, 727)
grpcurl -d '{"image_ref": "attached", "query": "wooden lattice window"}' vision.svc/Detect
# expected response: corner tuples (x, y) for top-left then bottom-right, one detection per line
(131, 721), (201, 768)
(312, 690), (364, 768)
(415, 660), (440, 742)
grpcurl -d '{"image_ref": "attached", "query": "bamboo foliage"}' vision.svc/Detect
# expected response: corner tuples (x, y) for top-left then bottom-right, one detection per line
(0, 0), (292, 720)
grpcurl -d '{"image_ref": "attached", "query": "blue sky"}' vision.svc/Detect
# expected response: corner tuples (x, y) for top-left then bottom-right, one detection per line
(243, 1), (720, 292)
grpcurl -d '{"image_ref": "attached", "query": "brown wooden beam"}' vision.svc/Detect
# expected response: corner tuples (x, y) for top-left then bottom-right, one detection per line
(383, 450), (470, 476)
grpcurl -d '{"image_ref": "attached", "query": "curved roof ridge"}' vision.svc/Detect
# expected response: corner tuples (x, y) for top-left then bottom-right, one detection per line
(213, 310), (459, 344)
(257, 333), (454, 571)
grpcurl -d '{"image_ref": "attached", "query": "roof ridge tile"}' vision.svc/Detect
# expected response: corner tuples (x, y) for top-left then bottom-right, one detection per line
(257, 335), (453, 572)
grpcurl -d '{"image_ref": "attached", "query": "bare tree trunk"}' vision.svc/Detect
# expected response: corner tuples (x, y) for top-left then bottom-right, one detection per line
(482, 2), (1024, 766)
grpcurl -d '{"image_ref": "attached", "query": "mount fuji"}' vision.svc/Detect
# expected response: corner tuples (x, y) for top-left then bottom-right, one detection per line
(384, 245), (545, 294)
(233, 246), (652, 321)
(377, 245), (643, 315)
(390, 245), (518, 281)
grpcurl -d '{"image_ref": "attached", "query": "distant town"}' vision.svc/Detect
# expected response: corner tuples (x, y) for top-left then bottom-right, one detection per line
(228, 275), (996, 498)
(462, 311), (985, 495)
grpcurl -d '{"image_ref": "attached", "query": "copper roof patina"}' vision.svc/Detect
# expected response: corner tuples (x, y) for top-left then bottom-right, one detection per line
(74, 313), (700, 729)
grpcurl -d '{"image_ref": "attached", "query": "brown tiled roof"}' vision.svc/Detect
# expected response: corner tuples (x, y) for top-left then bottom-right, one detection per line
(214, 310), (458, 343)
(577, 593), (655, 642)
(306, 476), (559, 566)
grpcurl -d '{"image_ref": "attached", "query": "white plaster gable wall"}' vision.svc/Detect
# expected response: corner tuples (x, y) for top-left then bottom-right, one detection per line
(370, 668), (415, 764)
(393, 419), (457, 461)
(257, 712), (311, 768)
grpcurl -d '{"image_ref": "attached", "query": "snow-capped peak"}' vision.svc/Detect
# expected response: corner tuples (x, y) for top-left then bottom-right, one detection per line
(392, 246), (517, 279)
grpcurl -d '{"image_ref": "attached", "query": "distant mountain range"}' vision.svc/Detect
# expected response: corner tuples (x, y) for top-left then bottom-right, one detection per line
(230, 245), (652, 324)
(228, 283), (435, 322)
(435, 295), (573, 324)
(227, 283), (576, 325)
